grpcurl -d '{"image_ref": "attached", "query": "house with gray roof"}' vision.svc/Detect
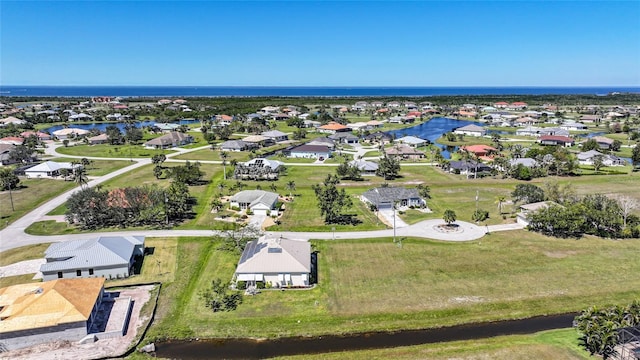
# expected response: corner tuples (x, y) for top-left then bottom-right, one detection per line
(361, 187), (425, 210)
(40, 236), (145, 281)
(306, 137), (335, 149)
(143, 131), (193, 149)
(328, 132), (359, 144)
(453, 124), (486, 137)
(509, 157), (538, 168)
(219, 140), (257, 152)
(24, 161), (81, 179)
(234, 235), (311, 288)
(230, 190), (280, 215)
(261, 130), (289, 142)
(286, 144), (331, 160)
(349, 159), (379, 175)
(577, 150), (626, 166)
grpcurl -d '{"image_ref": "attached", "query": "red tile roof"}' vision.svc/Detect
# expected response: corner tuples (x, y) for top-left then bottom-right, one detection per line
(319, 122), (348, 131)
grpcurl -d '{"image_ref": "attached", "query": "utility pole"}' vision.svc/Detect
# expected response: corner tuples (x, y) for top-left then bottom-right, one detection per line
(475, 190), (479, 212)
(393, 201), (397, 243)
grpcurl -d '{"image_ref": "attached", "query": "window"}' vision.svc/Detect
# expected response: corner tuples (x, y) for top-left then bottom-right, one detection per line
(76, 270), (82, 277)
(57, 272), (63, 279)
(89, 269), (94, 275)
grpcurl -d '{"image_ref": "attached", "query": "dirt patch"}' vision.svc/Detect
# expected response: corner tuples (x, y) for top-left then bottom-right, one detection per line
(2, 284), (156, 360)
(543, 250), (578, 258)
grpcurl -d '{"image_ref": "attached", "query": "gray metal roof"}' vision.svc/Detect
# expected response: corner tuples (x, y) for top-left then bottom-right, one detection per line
(454, 124), (485, 132)
(349, 159), (379, 171)
(236, 236), (310, 274)
(40, 236), (144, 272)
(231, 190), (279, 208)
(362, 187), (421, 206)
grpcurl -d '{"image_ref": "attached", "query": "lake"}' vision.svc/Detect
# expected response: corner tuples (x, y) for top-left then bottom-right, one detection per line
(386, 117), (486, 159)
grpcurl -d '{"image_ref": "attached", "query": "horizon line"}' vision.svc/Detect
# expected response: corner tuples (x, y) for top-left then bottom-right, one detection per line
(3, 85), (640, 88)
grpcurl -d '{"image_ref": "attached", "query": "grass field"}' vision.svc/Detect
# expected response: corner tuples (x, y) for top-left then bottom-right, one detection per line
(140, 230), (640, 341)
(55, 143), (175, 158)
(0, 178), (76, 230)
(276, 329), (589, 360)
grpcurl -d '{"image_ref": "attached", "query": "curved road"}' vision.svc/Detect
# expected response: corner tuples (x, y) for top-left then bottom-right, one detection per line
(0, 142), (524, 253)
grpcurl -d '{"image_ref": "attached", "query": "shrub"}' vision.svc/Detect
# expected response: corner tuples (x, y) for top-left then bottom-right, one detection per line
(236, 281), (247, 290)
(256, 281), (265, 289)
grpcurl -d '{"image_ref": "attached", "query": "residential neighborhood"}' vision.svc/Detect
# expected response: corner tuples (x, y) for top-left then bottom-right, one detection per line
(0, 94), (639, 359)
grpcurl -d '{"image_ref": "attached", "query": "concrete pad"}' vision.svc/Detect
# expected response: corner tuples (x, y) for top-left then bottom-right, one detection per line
(0, 259), (45, 278)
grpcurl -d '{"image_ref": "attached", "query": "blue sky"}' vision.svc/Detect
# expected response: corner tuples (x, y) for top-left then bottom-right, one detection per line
(1, 1), (639, 86)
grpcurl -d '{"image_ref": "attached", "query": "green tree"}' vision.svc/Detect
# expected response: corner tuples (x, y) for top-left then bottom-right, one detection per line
(220, 151), (228, 180)
(312, 174), (353, 224)
(581, 138), (599, 151)
(376, 155), (400, 180)
(152, 154), (166, 166)
(416, 184), (431, 199)
(511, 184), (545, 204)
(442, 209), (457, 225)
(472, 209), (489, 222)
(153, 165), (164, 179)
(631, 145), (640, 169)
(73, 166), (89, 189)
(285, 180), (296, 198)
(198, 278), (243, 312)
(165, 180), (192, 222)
(592, 154), (605, 173)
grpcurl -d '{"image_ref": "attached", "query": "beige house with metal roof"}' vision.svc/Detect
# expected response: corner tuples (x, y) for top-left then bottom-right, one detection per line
(0, 278), (105, 351)
(234, 236), (311, 288)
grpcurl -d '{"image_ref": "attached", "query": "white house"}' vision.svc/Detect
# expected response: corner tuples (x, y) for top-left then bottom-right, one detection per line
(577, 150), (626, 167)
(394, 135), (428, 147)
(453, 124), (486, 137)
(24, 161), (81, 179)
(52, 128), (90, 140)
(40, 236), (145, 281)
(287, 144), (331, 160)
(230, 190), (279, 215)
(234, 235), (311, 288)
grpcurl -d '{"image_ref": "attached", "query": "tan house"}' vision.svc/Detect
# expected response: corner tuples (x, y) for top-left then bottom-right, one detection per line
(143, 131), (193, 149)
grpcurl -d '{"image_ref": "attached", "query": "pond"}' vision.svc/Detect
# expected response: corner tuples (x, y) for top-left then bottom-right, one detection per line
(386, 117), (486, 159)
(41, 119), (200, 134)
(155, 313), (576, 359)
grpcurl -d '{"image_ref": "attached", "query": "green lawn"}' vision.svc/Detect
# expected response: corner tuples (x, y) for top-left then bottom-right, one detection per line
(144, 231), (640, 341)
(55, 143), (175, 158)
(276, 329), (589, 360)
(0, 243), (51, 267)
(108, 238), (178, 286)
(0, 178), (76, 230)
(172, 148), (250, 161)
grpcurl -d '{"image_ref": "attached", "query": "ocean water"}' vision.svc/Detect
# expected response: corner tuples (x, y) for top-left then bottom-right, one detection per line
(1, 86), (639, 97)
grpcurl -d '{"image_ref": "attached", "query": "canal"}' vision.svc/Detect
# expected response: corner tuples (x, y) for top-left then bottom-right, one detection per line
(155, 313), (576, 359)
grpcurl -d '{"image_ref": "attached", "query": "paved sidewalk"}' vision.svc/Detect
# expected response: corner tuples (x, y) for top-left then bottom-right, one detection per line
(0, 259), (45, 279)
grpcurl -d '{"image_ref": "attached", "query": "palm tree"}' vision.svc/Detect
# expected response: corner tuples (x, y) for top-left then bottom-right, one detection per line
(286, 180), (296, 199)
(220, 151), (228, 180)
(73, 166), (88, 189)
(442, 209), (457, 226)
(495, 196), (506, 215)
